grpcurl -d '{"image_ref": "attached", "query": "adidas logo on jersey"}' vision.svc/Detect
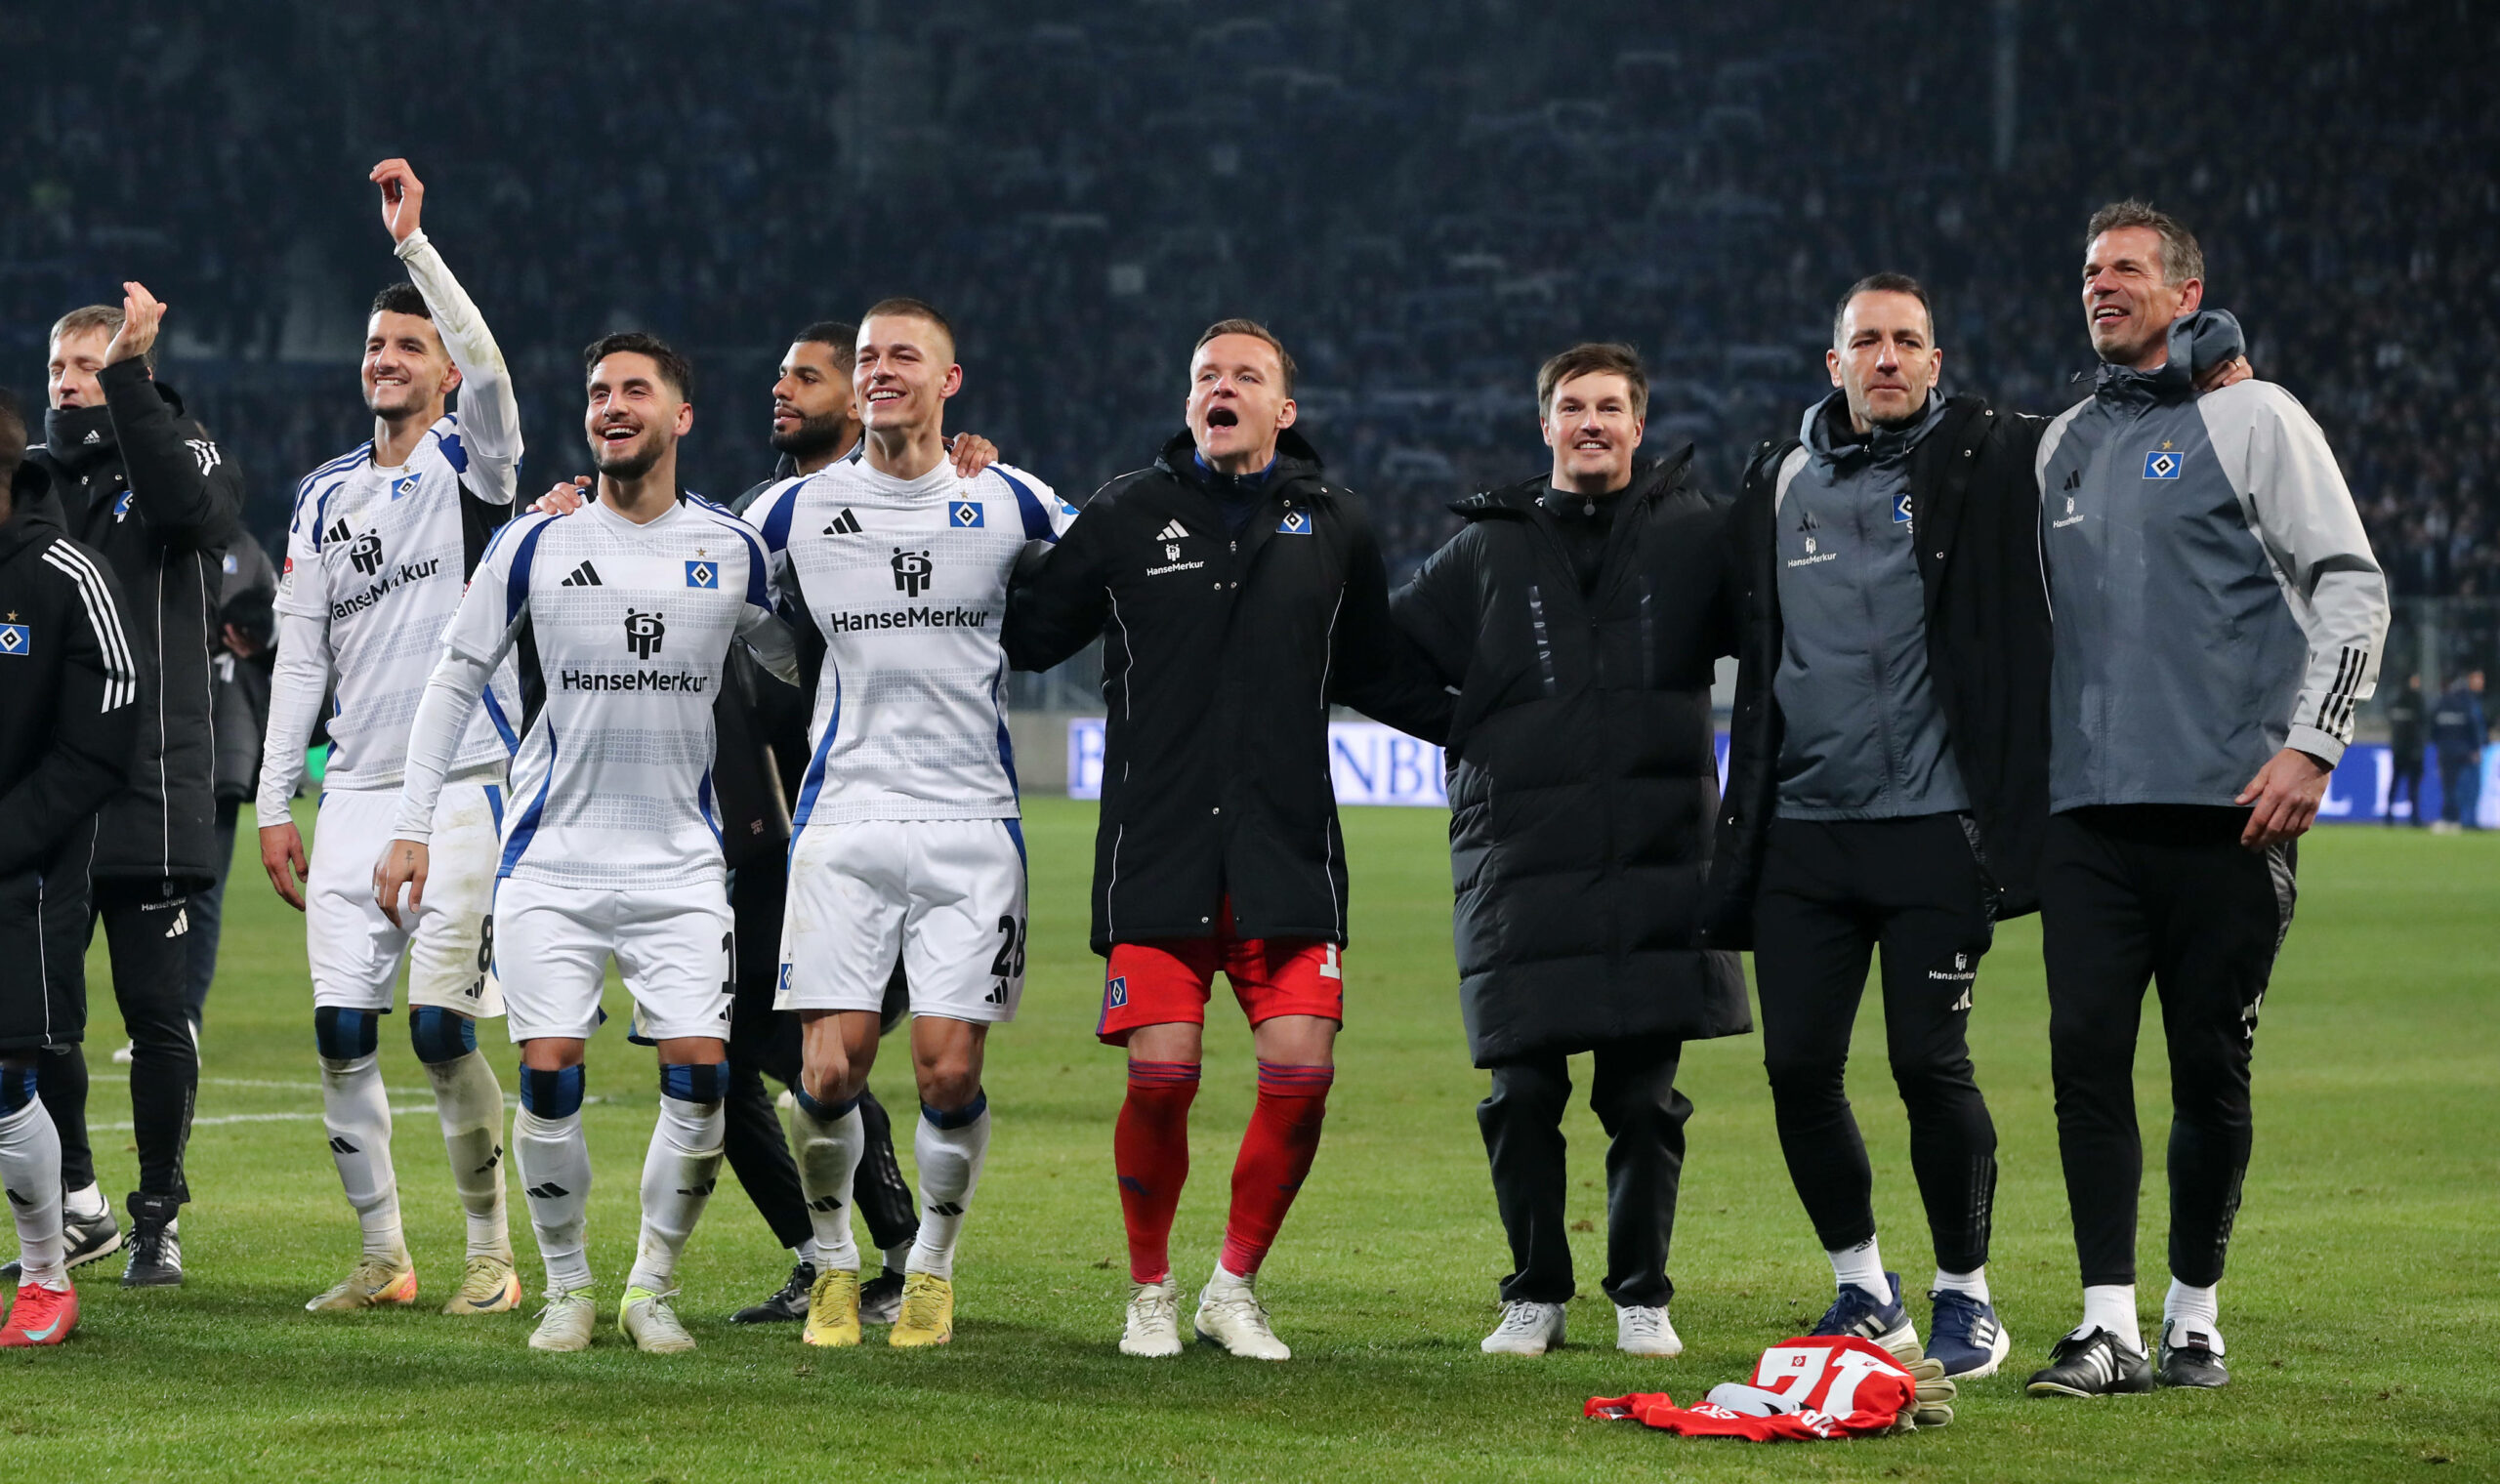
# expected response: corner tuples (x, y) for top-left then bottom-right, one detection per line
(561, 559), (604, 587)
(1155, 518), (1188, 541)
(823, 507), (864, 535)
(325, 517), (354, 546)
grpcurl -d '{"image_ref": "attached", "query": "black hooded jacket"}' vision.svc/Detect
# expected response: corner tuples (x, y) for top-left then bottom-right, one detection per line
(29, 359), (243, 886)
(1390, 451), (1750, 1066)
(1006, 428), (1449, 953)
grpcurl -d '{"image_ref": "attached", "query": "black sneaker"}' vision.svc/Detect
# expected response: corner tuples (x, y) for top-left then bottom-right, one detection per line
(730, 1260), (814, 1323)
(1811, 1271), (1917, 1356)
(121, 1195), (184, 1288)
(858, 1270), (906, 1326)
(2025, 1326), (2154, 1397)
(1, 1203), (121, 1281)
(2156, 1318), (2230, 1388)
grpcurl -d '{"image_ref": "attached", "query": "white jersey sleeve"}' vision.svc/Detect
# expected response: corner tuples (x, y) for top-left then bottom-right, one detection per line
(392, 515), (539, 842)
(256, 609), (335, 828)
(396, 229), (521, 506)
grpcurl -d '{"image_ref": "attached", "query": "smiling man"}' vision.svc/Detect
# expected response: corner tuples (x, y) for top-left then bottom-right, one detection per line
(1392, 342), (1744, 1362)
(1008, 318), (1446, 1361)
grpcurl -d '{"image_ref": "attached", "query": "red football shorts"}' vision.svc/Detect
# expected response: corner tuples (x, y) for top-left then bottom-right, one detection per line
(1097, 897), (1344, 1044)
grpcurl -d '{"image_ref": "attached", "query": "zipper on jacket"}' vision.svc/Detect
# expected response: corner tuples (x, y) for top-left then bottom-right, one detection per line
(1526, 584), (1558, 695)
(1640, 577), (1656, 686)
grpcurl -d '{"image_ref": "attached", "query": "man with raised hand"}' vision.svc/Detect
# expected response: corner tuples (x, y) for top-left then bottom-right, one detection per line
(2023, 201), (2386, 1397)
(741, 299), (1070, 1349)
(377, 333), (798, 1353)
(1007, 319), (1446, 1361)
(256, 159), (527, 1317)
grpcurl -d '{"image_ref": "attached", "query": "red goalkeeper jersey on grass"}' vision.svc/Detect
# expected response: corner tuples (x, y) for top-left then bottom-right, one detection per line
(1587, 1336), (1917, 1442)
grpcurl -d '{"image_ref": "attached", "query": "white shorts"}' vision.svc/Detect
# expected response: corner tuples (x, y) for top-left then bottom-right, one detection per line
(491, 875), (734, 1044)
(309, 774), (505, 1018)
(776, 817), (1027, 1024)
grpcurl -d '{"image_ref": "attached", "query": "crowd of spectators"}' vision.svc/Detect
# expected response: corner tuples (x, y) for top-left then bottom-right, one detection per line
(2, 0), (2491, 631)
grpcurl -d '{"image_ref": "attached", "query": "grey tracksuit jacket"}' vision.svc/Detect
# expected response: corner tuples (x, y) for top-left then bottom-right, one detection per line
(1770, 390), (1969, 819)
(2036, 311), (2390, 811)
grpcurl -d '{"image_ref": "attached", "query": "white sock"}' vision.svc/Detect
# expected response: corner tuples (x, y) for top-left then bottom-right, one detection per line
(906, 1099), (989, 1281)
(2072, 1283), (2142, 1353)
(0, 1101), (68, 1290)
(2164, 1277), (2224, 1351)
(1934, 1265), (1990, 1301)
(62, 1181), (106, 1222)
(796, 1239), (823, 1268)
(425, 1051), (512, 1260)
(883, 1241), (912, 1277)
(789, 1097), (865, 1273)
(1827, 1235), (1889, 1302)
(320, 1054), (405, 1259)
(626, 1094), (725, 1294)
(514, 1106), (593, 1293)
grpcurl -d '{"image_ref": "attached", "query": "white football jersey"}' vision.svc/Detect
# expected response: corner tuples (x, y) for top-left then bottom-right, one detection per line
(743, 453), (1076, 831)
(397, 495), (794, 890)
(273, 417), (524, 789)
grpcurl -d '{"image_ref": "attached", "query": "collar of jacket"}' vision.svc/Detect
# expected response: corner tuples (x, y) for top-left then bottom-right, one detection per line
(43, 402), (117, 471)
(1155, 426), (1328, 501)
(2092, 307), (2245, 410)
(1801, 388), (1946, 474)
(0, 475), (68, 562)
(1446, 442), (1695, 521)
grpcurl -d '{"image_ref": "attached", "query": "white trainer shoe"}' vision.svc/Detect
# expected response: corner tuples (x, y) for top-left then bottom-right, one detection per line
(1480, 1299), (1567, 1355)
(620, 1285), (697, 1353)
(1193, 1266), (1290, 1360)
(1120, 1278), (1184, 1357)
(528, 1285), (598, 1352)
(1615, 1303), (1682, 1357)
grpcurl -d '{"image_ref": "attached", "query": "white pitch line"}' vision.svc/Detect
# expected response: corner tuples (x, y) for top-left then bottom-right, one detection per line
(94, 1094), (597, 1131)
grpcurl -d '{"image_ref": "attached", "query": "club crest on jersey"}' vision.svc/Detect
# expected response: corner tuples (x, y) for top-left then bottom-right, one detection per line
(1893, 491), (1913, 525)
(0, 623), (27, 656)
(623, 608), (666, 659)
(113, 490), (135, 522)
(949, 500), (984, 528)
(348, 531), (386, 576)
(892, 548), (935, 598)
(2143, 450), (2184, 479)
(391, 474), (420, 501)
(1275, 510), (1312, 535)
(685, 559), (719, 589)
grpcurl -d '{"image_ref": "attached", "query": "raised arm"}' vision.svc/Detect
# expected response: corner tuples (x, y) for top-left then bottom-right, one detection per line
(98, 281), (242, 547)
(375, 158), (521, 506)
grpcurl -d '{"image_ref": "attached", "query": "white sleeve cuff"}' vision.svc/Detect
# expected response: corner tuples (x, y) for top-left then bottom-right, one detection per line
(2285, 724), (2347, 766)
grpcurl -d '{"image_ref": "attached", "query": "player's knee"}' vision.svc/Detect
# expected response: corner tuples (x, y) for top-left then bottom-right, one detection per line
(1762, 1047), (1845, 1101)
(658, 1060), (730, 1107)
(921, 1084), (987, 1127)
(313, 1007), (380, 1062)
(408, 1005), (479, 1064)
(519, 1063), (586, 1120)
(0, 1060), (36, 1113)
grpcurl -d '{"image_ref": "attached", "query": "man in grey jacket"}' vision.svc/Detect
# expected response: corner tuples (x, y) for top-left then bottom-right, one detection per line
(2023, 202), (2388, 1398)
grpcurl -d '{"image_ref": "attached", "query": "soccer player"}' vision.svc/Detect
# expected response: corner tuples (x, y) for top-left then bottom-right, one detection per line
(2022, 202), (2387, 1395)
(377, 332), (798, 1353)
(0, 390), (139, 1344)
(741, 299), (1072, 1348)
(1005, 319), (1446, 1360)
(255, 160), (527, 1315)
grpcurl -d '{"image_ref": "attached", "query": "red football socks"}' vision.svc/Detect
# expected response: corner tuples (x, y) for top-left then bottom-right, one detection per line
(1115, 1060), (1200, 1284)
(1220, 1060), (1334, 1278)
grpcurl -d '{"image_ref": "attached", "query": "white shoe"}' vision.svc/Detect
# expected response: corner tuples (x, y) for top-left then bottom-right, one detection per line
(110, 1041), (135, 1065)
(1193, 1266), (1290, 1360)
(528, 1285), (597, 1352)
(1120, 1278), (1184, 1357)
(1480, 1299), (1567, 1355)
(1615, 1303), (1682, 1357)
(620, 1285), (697, 1353)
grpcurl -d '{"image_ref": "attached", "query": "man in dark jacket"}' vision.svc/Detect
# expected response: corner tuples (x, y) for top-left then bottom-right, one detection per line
(0, 389), (140, 1342)
(28, 287), (242, 1283)
(179, 534), (277, 1033)
(1007, 318), (1446, 1361)
(2382, 674), (2426, 825)
(1392, 342), (1744, 1361)
(2429, 671), (2488, 831)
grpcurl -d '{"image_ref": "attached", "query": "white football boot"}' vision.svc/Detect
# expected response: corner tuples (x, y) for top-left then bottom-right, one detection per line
(1615, 1303), (1683, 1357)
(1120, 1278), (1184, 1357)
(1480, 1298), (1567, 1355)
(1193, 1266), (1290, 1360)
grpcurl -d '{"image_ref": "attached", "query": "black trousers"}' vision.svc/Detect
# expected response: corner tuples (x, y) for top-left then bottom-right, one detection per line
(181, 800), (240, 1026)
(45, 876), (200, 1204)
(1752, 813), (2000, 1273)
(2386, 748), (2425, 825)
(724, 864), (918, 1256)
(2040, 806), (2294, 1289)
(0, 821), (96, 1054)
(1478, 1037), (1688, 1307)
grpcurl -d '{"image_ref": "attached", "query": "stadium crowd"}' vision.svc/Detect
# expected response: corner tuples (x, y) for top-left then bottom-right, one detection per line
(0, 1), (2492, 602)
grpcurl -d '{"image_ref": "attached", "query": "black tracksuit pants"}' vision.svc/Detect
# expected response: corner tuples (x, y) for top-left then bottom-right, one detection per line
(45, 875), (200, 1205)
(725, 864), (917, 1257)
(1478, 1036), (1689, 1308)
(1753, 814), (1999, 1273)
(2040, 805), (2295, 1290)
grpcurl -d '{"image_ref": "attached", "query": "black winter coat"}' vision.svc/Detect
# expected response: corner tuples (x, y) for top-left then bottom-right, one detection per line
(1391, 453), (1749, 1066)
(1701, 395), (2053, 947)
(1007, 429), (1449, 953)
(0, 472), (140, 877)
(30, 360), (243, 886)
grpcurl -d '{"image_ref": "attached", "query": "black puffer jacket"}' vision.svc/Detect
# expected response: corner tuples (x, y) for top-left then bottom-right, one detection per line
(1391, 452), (1749, 1066)
(29, 360), (242, 886)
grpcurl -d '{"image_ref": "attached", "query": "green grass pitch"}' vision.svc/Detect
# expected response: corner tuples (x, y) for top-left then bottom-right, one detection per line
(5, 800), (2494, 1481)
